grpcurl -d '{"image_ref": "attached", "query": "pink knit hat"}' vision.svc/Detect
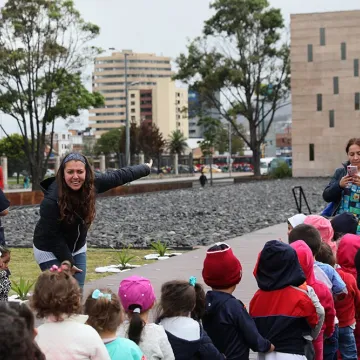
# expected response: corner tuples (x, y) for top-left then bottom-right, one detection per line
(304, 215), (336, 253)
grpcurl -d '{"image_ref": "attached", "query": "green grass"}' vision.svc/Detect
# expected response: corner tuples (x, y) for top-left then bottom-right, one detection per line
(8, 247), (161, 294)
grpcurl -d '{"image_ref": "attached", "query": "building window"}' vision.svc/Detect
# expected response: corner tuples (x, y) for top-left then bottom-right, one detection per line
(320, 28), (326, 46)
(131, 94), (135, 98)
(355, 92), (360, 110)
(329, 110), (335, 128)
(333, 77), (339, 94)
(131, 108), (135, 113)
(131, 116), (136, 121)
(131, 101), (135, 106)
(307, 44), (313, 62)
(341, 42), (346, 60)
(317, 94), (322, 111)
(354, 59), (359, 77)
(309, 144), (315, 161)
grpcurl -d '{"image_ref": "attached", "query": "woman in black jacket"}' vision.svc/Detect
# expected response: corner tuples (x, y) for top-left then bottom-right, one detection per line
(33, 153), (151, 287)
(323, 138), (360, 218)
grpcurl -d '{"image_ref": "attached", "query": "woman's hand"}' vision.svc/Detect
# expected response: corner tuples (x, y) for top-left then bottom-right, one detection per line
(145, 159), (153, 170)
(351, 175), (360, 186)
(71, 265), (82, 275)
(340, 175), (352, 188)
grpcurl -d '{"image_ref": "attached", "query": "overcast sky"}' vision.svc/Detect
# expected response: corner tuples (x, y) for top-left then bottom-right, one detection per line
(0, 0), (359, 135)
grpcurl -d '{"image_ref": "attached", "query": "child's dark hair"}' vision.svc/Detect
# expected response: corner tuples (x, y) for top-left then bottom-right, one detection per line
(0, 245), (10, 257)
(208, 243), (229, 252)
(127, 304), (145, 345)
(31, 261), (82, 320)
(0, 302), (45, 360)
(8, 302), (35, 333)
(288, 224), (322, 256)
(156, 279), (206, 323)
(84, 289), (122, 334)
(316, 242), (336, 267)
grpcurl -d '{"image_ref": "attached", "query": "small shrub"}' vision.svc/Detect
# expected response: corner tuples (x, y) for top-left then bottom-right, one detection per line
(117, 245), (137, 269)
(11, 277), (34, 300)
(270, 161), (292, 179)
(151, 240), (168, 257)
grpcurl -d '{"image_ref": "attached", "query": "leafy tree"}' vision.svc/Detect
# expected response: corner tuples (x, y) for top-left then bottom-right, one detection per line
(215, 124), (245, 155)
(174, 0), (290, 175)
(0, 0), (104, 189)
(94, 128), (123, 158)
(167, 129), (188, 156)
(139, 123), (166, 167)
(0, 134), (28, 184)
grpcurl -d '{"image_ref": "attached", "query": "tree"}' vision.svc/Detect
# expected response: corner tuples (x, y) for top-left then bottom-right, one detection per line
(139, 123), (166, 167)
(198, 116), (221, 185)
(0, 134), (28, 184)
(174, 0), (290, 175)
(0, 0), (104, 189)
(94, 128), (123, 158)
(215, 124), (245, 155)
(167, 129), (188, 156)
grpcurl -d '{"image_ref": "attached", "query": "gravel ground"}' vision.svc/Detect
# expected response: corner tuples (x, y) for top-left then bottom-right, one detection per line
(4, 177), (330, 248)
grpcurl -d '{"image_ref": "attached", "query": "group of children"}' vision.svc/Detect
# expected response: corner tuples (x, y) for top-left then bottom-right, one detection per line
(1, 211), (360, 360)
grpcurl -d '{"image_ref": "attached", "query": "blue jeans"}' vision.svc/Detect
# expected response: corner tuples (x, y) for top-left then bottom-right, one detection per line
(39, 252), (87, 288)
(324, 324), (339, 360)
(338, 326), (357, 360)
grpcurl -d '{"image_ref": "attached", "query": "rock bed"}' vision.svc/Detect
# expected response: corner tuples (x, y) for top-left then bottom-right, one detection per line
(4, 178), (330, 248)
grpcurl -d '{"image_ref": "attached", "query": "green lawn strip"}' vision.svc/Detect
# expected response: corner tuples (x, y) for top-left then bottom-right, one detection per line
(8, 247), (165, 295)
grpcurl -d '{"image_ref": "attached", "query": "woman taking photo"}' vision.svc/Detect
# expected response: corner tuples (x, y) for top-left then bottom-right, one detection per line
(323, 138), (360, 231)
(33, 153), (152, 287)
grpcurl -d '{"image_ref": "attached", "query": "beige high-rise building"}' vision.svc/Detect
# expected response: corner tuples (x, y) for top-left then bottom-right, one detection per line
(89, 50), (188, 140)
(291, 10), (360, 177)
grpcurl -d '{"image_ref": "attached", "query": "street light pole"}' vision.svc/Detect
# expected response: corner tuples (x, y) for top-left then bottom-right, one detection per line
(228, 122), (232, 177)
(124, 53), (130, 167)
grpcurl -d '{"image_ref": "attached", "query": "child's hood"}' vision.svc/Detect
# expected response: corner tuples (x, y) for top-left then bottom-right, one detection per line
(290, 240), (316, 286)
(337, 234), (360, 277)
(204, 290), (236, 317)
(253, 240), (306, 291)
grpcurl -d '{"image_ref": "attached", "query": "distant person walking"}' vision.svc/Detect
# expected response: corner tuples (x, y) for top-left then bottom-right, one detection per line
(33, 152), (152, 288)
(0, 189), (10, 246)
(199, 172), (208, 188)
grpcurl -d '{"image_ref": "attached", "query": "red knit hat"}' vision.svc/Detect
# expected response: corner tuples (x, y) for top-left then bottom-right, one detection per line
(202, 243), (242, 289)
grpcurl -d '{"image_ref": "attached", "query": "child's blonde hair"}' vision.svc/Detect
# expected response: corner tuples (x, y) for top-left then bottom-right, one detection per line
(84, 289), (122, 334)
(30, 261), (81, 320)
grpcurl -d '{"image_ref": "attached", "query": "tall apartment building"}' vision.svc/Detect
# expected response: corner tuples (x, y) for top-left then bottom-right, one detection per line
(291, 10), (360, 177)
(89, 50), (188, 140)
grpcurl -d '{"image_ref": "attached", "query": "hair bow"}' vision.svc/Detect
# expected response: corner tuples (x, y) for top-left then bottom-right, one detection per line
(50, 265), (62, 273)
(189, 276), (197, 287)
(92, 289), (112, 301)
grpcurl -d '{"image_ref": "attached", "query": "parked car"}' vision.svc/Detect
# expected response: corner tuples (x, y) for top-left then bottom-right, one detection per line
(201, 165), (222, 173)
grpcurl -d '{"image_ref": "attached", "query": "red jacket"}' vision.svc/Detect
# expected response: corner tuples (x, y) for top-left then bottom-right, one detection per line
(291, 241), (336, 337)
(335, 268), (360, 328)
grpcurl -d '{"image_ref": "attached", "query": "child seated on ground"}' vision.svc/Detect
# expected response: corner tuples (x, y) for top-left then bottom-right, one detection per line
(31, 261), (110, 360)
(288, 213), (307, 235)
(117, 275), (174, 360)
(157, 277), (224, 360)
(317, 242), (360, 359)
(0, 302), (45, 360)
(0, 245), (11, 301)
(250, 240), (319, 360)
(290, 240), (336, 360)
(201, 242), (273, 360)
(85, 288), (145, 360)
(336, 234), (360, 357)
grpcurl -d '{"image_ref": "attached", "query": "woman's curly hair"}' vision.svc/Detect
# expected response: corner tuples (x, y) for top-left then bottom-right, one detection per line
(56, 153), (96, 226)
(30, 261), (82, 321)
(84, 289), (122, 334)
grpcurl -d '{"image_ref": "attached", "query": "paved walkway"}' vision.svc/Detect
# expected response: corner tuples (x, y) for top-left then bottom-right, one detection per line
(84, 223), (287, 359)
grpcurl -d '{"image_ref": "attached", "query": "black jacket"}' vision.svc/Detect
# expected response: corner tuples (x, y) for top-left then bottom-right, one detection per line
(322, 163), (348, 215)
(202, 291), (271, 360)
(33, 165), (150, 264)
(165, 324), (225, 360)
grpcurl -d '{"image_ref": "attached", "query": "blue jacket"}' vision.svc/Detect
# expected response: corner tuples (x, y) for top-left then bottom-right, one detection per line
(164, 324), (224, 360)
(202, 291), (271, 360)
(322, 164), (348, 215)
(315, 261), (347, 295)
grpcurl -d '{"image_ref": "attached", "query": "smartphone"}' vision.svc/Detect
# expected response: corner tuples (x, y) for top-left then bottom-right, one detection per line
(347, 165), (357, 176)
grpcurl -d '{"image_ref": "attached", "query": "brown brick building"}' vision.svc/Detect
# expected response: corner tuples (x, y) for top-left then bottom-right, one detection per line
(291, 10), (360, 177)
